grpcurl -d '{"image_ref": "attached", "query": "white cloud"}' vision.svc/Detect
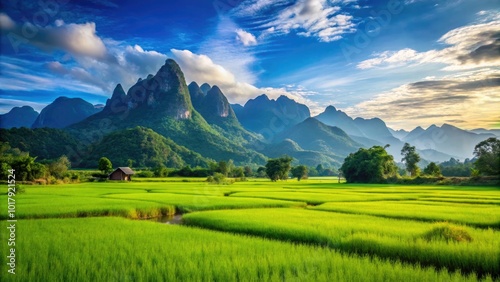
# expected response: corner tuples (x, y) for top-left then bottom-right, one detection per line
(345, 69), (500, 130)
(357, 19), (500, 70)
(231, 0), (290, 17)
(171, 49), (320, 111)
(0, 13), (170, 95)
(198, 17), (258, 84)
(260, 0), (356, 42)
(235, 29), (258, 46)
(0, 13), (107, 59)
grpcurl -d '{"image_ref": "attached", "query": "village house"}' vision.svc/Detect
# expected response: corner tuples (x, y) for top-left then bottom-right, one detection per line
(109, 167), (135, 181)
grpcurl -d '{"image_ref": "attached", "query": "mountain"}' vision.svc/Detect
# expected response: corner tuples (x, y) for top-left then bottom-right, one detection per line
(32, 97), (102, 129)
(276, 118), (362, 158)
(189, 84), (238, 129)
(404, 126), (425, 141)
(82, 127), (210, 168)
(0, 127), (80, 161)
(70, 59), (266, 165)
(259, 138), (343, 167)
(388, 128), (409, 140)
(187, 82), (205, 110)
(315, 106), (365, 137)
(315, 106), (406, 158)
(403, 124), (495, 159)
(235, 94), (310, 139)
(353, 117), (394, 140)
(188, 83), (259, 144)
(470, 128), (500, 137)
(200, 83), (211, 95)
(231, 103), (244, 116)
(0, 106), (39, 129)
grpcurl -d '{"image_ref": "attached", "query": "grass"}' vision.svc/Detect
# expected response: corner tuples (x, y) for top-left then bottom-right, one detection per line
(0, 182), (304, 219)
(183, 208), (500, 277)
(229, 191), (420, 205)
(310, 200), (500, 228)
(0, 217), (489, 282)
(2, 179), (500, 280)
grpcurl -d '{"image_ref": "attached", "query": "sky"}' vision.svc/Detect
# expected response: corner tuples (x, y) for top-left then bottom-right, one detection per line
(0, 0), (499, 130)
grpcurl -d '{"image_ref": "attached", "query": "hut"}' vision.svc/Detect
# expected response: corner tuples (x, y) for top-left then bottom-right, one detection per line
(109, 167), (135, 181)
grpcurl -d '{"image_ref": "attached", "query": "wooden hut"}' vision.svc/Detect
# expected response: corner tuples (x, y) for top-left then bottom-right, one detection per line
(109, 167), (135, 181)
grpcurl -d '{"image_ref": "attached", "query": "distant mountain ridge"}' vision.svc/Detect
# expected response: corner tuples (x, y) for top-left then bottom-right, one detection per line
(403, 124), (495, 159)
(32, 97), (101, 129)
(0, 106), (39, 129)
(234, 94), (310, 139)
(3, 58), (497, 168)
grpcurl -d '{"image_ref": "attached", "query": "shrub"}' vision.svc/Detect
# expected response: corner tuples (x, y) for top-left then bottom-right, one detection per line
(137, 170), (154, 178)
(422, 222), (473, 243)
(207, 173), (234, 185)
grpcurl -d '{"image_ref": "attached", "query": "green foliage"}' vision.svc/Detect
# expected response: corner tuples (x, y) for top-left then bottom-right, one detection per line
(291, 165), (308, 181)
(137, 170), (154, 178)
(207, 172), (233, 185)
(341, 146), (397, 183)
(2, 217), (481, 282)
(98, 157), (113, 173)
(0, 127), (80, 162)
(473, 137), (500, 176)
(401, 143), (421, 177)
(265, 156), (293, 181)
(184, 208), (498, 277)
(218, 160), (229, 176)
(85, 127), (210, 169)
(439, 158), (473, 177)
(48, 156), (71, 179)
(244, 166), (253, 177)
(422, 222), (473, 243)
(232, 166), (245, 178)
(153, 165), (169, 177)
(423, 162), (441, 176)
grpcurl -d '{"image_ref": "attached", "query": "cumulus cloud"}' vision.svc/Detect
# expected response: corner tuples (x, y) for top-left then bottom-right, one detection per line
(357, 19), (500, 70)
(171, 49), (319, 110)
(235, 29), (258, 46)
(260, 0), (356, 42)
(0, 13), (169, 94)
(345, 69), (500, 130)
(0, 13), (108, 59)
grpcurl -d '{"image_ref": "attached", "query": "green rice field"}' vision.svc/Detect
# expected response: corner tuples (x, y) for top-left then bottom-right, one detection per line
(1, 179), (499, 281)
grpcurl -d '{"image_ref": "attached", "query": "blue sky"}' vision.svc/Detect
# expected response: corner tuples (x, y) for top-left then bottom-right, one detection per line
(0, 0), (499, 130)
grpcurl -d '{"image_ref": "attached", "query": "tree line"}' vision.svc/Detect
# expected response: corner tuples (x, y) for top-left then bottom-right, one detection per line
(340, 137), (499, 183)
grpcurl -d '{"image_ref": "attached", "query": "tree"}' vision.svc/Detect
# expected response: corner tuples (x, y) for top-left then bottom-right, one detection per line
(232, 167), (245, 178)
(244, 166), (253, 177)
(49, 155), (71, 179)
(153, 165), (168, 177)
(218, 161), (229, 176)
(256, 167), (267, 178)
(423, 162), (441, 176)
(341, 146), (397, 183)
(473, 137), (500, 176)
(316, 164), (324, 175)
(98, 157), (113, 174)
(265, 156), (293, 181)
(292, 165), (308, 181)
(401, 143), (421, 177)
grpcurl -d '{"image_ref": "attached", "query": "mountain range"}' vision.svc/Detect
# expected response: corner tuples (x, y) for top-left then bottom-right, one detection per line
(0, 59), (496, 168)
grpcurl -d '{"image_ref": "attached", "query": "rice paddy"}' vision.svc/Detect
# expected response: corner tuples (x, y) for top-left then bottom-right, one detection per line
(1, 179), (499, 281)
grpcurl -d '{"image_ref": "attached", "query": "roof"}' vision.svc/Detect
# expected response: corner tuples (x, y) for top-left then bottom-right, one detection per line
(113, 167), (135, 175)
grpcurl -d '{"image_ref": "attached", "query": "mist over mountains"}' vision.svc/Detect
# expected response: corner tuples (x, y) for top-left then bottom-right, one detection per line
(0, 59), (496, 168)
